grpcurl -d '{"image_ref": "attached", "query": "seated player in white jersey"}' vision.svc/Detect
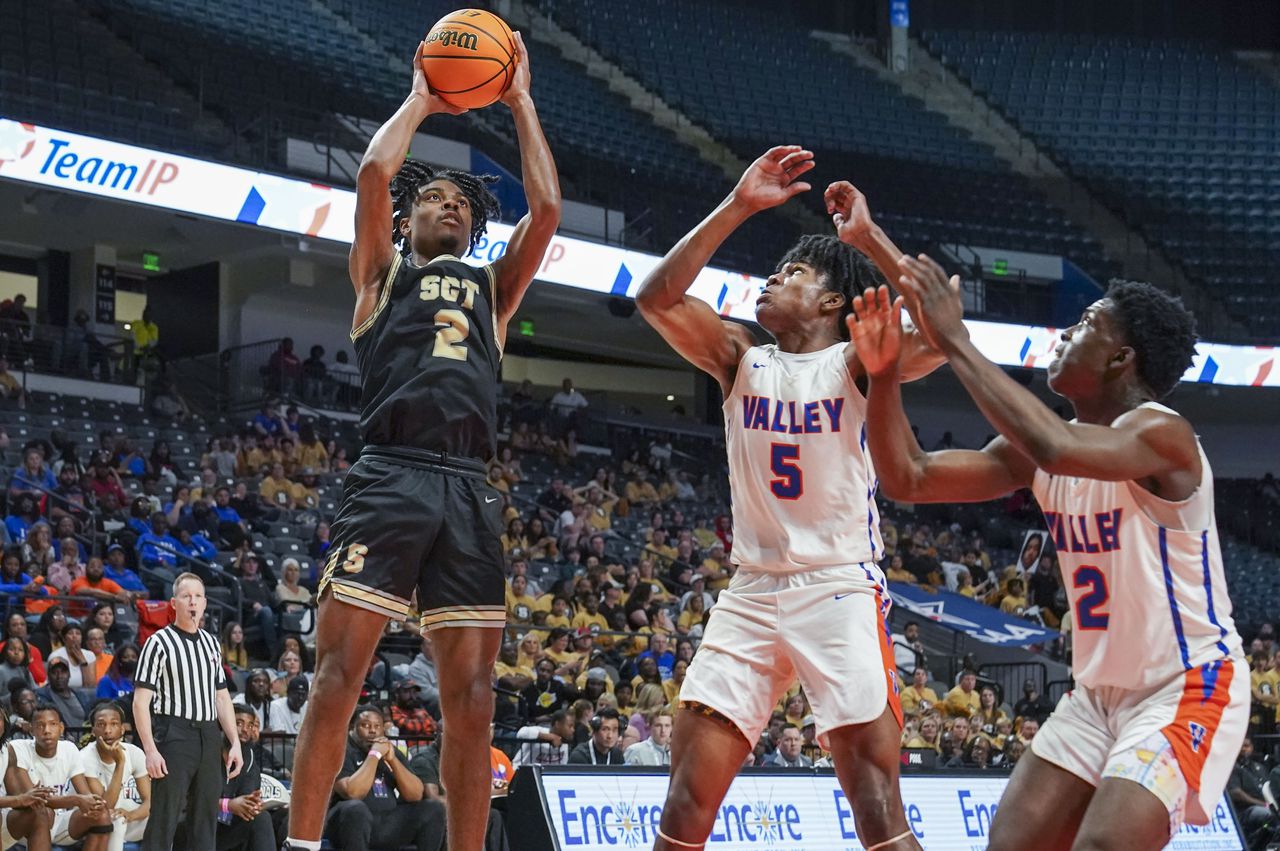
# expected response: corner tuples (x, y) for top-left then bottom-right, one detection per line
(636, 148), (943, 851)
(848, 255), (1247, 851)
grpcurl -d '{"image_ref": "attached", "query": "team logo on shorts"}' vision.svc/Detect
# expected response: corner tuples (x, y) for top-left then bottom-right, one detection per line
(1188, 722), (1207, 753)
(341, 543), (369, 574)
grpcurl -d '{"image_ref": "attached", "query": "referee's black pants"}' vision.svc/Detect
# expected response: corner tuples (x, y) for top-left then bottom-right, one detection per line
(142, 716), (224, 851)
(325, 798), (446, 851)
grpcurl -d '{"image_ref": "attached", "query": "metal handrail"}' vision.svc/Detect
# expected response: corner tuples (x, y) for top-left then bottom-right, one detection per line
(9, 477), (104, 556)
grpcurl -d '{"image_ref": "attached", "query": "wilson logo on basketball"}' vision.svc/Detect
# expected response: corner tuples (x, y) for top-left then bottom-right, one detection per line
(426, 29), (479, 51)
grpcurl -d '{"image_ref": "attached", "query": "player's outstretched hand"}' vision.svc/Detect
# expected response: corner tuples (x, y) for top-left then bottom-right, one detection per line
(732, 146), (815, 212)
(897, 253), (967, 353)
(413, 41), (468, 116)
(825, 181), (875, 245)
(500, 31), (532, 107)
(848, 285), (904, 378)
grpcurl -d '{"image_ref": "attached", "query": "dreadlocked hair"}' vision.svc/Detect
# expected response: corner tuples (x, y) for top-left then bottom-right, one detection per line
(778, 234), (884, 340)
(390, 158), (500, 256)
(1104, 279), (1198, 400)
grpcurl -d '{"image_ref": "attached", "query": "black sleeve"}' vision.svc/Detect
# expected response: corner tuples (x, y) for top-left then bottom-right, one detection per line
(335, 744), (361, 782)
(567, 744), (591, 765)
(408, 749), (441, 787)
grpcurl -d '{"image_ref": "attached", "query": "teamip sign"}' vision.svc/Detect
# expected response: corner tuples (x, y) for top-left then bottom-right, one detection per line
(0, 117), (1276, 388)
(518, 768), (1242, 851)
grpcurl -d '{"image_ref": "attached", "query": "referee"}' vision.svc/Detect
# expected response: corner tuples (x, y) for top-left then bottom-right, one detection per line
(133, 572), (243, 851)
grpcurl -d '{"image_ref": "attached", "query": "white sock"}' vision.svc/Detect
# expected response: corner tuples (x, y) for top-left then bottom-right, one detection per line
(285, 839), (322, 850)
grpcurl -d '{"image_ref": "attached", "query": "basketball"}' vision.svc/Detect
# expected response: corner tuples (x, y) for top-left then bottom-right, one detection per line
(421, 9), (517, 110)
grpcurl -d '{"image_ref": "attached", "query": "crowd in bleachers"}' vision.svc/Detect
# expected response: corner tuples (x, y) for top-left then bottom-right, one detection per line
(0, 382), (1278, 847)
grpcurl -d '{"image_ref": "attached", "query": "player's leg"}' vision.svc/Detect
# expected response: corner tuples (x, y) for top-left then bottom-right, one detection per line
(656, 707), (754, 850)
(285, 598), (388, 841)
(988, 685), (1113, 851)
(827, 709), (921, 851)
(288, 458), (436, 844)
(657, 570), (790, 849)
(431, 625), (503, 851)
(421, 472), (510, 851)
(66, 806), (115, 851)
(1069, 777), (1174, 851)
(7, 805), (54, 851)
(987, 750), (1097, 851)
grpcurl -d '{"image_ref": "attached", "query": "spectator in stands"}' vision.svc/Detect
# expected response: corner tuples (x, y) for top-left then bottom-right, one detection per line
(3, 611), (46, 684)
(535, 477), (573, 522)
(522, 658), (570, 723)
(326, 704), (445, 851)
(50, 464), (90, 529)
(1228, 737), (1271, 837)
(259, 462), (296, 510)
(251, 399), (286, 438)
(625, 708), (673, 766)
(625, 469), (661, 511)
(1000, 578), (1029, 617)
(512, 707), (575, 768)
(103, 545), (146, 595)
(35, 656), (89, 728)
(45, 535), (85, 594)
(4, 494), (39, 545)
(85, 626), (114, 679)
(174, 527), (217, 567)
(401, 637), (440, 716)
(973, 686), (1008, 738)
(70, 557), (130, 611)
(389, 680), (434, 740)
(87, 459), (127, 510)
(0, 357), (27, 407)
(302, 345), (328, 402)
(9, 447), (56, 502)
(268, 675), (309, 735)
(97, 643), (139, 702)
(29, 606), (67, 660)
(0, 636), (39, 691)
(81, 700), (152, 851)
(234, 553), (280, 661)
(329, 350), (360, 404)
(215, 704), (275, 851)
(20, 522), (55, 576)
(274, 558), (312, 609)
(136, 512), (181, 571)
(901, 668), (938, 717)
(4, 702), (114, 849)
(222, 622), (248, 670)
(568, 707), (625, 765)
(549, 378), (589, 432)
(765, 726), (812, 768)
(638, 632), (675, 680)
(8, 686), (37, 736)
(265, 339), (302, 395)
(945, 670), (981, 718)
(50, 622), (96, 689)
(232, 669), (272, 731)
(1011, 678), (1052, 724)
(891, 621), (927, 675)
(1016, 717), (1040, 746)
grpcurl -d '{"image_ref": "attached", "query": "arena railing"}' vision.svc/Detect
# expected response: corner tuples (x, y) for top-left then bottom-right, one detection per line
(13, 477), (106, 557)
(1, 318), (139, 388)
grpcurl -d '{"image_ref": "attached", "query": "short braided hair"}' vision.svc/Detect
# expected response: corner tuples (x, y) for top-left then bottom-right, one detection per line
(1104, 279), (1198, 399)
(390, 158), (500, 256)
(778, 235), (884, 340)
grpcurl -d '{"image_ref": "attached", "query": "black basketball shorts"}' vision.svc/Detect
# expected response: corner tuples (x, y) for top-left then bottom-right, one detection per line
(318, 446), (506, 630)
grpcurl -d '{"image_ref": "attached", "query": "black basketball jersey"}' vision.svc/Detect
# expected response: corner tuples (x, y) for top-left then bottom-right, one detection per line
(351, 252), (502, 459)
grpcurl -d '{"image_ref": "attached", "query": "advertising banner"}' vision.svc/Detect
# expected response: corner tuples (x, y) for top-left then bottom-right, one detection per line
(1, 117), (1274, 388)
(888, 582), (1058, 648)
(535, 769), (1242, 851)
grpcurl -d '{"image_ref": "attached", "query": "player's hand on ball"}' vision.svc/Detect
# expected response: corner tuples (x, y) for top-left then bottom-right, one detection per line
(732, 146), (815, 212)
(825, 181), (875, 245)
(500, 32), (532, 107)
(413, 41), (468, 116)
(848, 285), (904, 379)
(897, 254), (967, 352)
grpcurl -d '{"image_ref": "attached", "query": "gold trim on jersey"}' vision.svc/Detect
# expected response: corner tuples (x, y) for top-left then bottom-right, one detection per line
(350, 252), (402, 342)
(482, 263), (504, 358)
(326, 578), (412, 620)
(420, 604), (507, 631)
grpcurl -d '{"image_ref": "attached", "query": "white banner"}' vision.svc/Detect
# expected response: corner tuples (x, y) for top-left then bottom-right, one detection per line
(0, 117), (1274, 387)
(538, 770), (1243, 851)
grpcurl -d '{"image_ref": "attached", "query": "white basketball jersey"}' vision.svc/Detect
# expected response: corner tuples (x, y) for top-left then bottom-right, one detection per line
(1032, 403), (1242, 690)
(723, 343), (882, 572)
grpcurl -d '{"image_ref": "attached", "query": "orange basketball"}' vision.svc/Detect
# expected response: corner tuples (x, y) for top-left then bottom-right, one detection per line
(421, 9), (517, 110)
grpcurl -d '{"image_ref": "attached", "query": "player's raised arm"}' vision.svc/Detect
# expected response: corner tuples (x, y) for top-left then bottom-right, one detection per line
(636, 146), (814, 393)
(895, 254), (1201, 493)
(490, 32), (561, 330)
(349, 42), (465, 305)
(826, 181), (944, 382)
(848, 285), (1035, 503)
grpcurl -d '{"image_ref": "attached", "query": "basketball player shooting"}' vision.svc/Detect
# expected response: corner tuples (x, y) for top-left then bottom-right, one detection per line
(849, 256), (1247, 850)
(635, 149), (943, 851)
(284, 34), (560, 851)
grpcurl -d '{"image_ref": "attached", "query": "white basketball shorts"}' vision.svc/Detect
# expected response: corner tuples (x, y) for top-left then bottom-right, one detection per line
(1031, 656), (1249, 829)
(679, 563), (903, 750)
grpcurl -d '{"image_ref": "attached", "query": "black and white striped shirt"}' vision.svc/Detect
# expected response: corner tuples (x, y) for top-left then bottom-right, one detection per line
(135, 625), (227, 721)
